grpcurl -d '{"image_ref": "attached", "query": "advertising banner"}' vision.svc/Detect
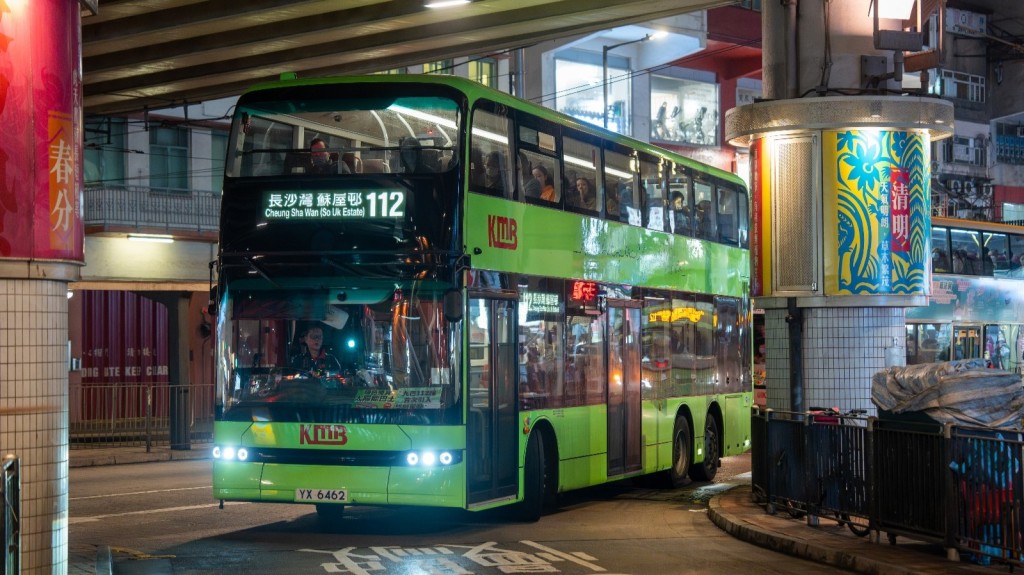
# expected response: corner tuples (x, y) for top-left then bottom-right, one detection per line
(822, 130), (930, 296)
(0, 0), (83, 261)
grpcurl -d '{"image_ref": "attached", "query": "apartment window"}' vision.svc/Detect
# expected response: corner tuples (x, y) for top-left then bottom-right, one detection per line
(376, 67), (408, 75)
(931, 69), (986, 103)
(150, 125), (189, 192)
(422, 60), (454, 75)
(211, 132), (228, 192)
(84, 116), (126, 186)
(469, 58), (497, 88)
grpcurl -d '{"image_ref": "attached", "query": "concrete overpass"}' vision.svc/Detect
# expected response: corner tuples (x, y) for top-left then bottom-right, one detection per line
(82, 0), (738, 115)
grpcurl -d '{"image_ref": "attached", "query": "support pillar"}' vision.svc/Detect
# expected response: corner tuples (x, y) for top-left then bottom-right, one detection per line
(726, 0), (953, 415)
(0, 1), (84, 573)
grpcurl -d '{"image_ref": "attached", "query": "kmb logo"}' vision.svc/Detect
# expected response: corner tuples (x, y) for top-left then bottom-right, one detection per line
(488, 215), (518, 249)
(299, 424), (348, 445)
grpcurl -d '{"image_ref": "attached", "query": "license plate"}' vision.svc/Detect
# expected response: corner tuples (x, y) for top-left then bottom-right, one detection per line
(295, 488), (348, 503)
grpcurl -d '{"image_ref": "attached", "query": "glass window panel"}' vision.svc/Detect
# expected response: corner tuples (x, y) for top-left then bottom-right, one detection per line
(717, 186), (739, 245)
(518, 150), (561, 205)
(518, 278), (564, 408)
(641, 158), (664, 231)
(470, 108), (512, 198)
(641, 294), (671, 400)
(950, 228), (983, 275)
(422, 60), (454, 75)
(1009, 233), (1024, 274)
(668, 165), (692, 236)
(469, 59), (497, 88)
(564, 136), (600, 215)
(693, 180), (717, 240)
(931, 226), (951, 273)
(651, 75), (719, 146)
(984, 232), (1010, 274)
(669, 296), (695, 396)
(554, 57), (630, 133)
(604, 148), (637, 225)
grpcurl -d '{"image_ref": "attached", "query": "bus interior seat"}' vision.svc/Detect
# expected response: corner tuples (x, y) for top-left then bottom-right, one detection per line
(420, 149), (441, 172)
(342, 153), (363, 174)
(283, 151), (310, 174)
(362, 159), (390, 173)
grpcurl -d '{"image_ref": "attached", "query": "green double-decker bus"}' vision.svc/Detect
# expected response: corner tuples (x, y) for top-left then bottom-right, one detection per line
(211, 74), (752, 524)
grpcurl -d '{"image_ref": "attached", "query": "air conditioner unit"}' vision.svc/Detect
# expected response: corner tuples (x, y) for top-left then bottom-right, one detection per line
(1016, 126), (1024, 137)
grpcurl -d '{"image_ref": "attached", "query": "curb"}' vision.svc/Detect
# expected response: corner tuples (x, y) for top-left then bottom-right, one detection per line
(707, 490), (913, 575)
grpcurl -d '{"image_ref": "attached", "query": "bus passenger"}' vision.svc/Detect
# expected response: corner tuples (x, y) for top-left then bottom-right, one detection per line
(532, 164), (557, 202)
(290, 325), (342, 375)
(399, 137), (434, 173)
(309, 138), (348, 175)
(483, 151), (506, 194)
(671, 191), (689, 234)
(569, 177), (596, 211)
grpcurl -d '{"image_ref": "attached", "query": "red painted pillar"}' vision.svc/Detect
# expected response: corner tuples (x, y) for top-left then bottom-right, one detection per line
(0, 1), (83, 572)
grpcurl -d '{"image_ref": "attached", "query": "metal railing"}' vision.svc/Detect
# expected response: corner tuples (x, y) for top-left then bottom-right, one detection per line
(70, 384), (215, 450)
(83, 185), (220, 233)
(2, 455), (19, 575)
(752, 407), (1024, 568)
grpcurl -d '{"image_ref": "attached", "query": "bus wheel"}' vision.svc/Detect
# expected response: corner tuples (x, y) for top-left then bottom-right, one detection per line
(668, 416), (692, 488)
(517, 433), (545, 522)
(689, 415), (720, 482)
(315, 503), (345, 531)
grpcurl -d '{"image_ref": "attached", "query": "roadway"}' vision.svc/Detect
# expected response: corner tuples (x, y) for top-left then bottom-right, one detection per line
(69, 453), (846, 575)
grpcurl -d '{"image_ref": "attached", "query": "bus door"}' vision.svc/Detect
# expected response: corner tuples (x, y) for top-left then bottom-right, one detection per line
(951, 324), (982, 361)
(466, 295), (519, 506)
(715, 297), (741, 393)
(607, 301), (642, 477)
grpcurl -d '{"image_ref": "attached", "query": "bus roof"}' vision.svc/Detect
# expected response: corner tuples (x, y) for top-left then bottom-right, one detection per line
(240, 73), (746, 187)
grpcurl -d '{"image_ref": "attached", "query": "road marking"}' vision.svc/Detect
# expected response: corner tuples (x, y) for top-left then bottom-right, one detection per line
(69, 501), (248, 524)
(70, 486), (211, 501)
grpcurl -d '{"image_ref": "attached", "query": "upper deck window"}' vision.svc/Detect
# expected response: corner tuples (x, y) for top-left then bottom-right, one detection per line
(227, 93), (461, 178)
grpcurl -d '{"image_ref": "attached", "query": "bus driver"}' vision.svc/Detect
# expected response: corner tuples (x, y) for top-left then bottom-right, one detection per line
(290, 325), (342, 374)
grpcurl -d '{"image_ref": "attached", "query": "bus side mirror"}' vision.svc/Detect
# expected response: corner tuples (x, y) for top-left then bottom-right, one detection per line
(443, 289), (463, 323)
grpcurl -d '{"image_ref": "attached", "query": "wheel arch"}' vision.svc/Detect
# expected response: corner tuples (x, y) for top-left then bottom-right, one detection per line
(523, 417), (560, 507)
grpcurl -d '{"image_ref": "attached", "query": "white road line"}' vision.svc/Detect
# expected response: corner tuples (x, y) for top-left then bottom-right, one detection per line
(70, 486), (211, 501)
(69, 501), (248, 524)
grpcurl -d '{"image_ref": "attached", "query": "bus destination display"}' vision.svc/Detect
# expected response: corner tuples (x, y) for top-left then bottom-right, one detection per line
(263, 190), (406, 220)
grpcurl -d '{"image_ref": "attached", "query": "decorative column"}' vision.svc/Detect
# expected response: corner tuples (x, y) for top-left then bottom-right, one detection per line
(725, 0), (953, 415)
(0, 1), (84, 573)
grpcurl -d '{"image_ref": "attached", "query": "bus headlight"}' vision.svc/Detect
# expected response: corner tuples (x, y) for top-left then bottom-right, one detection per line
(405, 450), (460, 466)
(213, 445), (249, 461)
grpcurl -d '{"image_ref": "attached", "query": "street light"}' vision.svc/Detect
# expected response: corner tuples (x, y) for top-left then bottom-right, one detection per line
(602, 32), (660, 130)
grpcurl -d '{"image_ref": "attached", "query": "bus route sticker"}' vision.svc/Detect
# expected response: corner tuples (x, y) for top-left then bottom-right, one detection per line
(299, 540), (632, 574)
(353, 387), (442, 409)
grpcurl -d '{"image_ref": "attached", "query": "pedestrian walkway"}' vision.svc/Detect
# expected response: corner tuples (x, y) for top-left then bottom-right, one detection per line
(709, 486), (999, 575)
(69, 446), (1003, 575)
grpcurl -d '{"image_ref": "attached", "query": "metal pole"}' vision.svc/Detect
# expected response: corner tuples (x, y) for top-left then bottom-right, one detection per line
(602, 46), (609, 130)
(601, 34), (652, 133)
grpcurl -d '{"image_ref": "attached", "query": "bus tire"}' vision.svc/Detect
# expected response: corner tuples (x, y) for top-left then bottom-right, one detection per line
(315, 503), (345, 532)
(689, 415), (720, 482)
(517, 432), (545, 522)
(668, 416), (692, 488)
